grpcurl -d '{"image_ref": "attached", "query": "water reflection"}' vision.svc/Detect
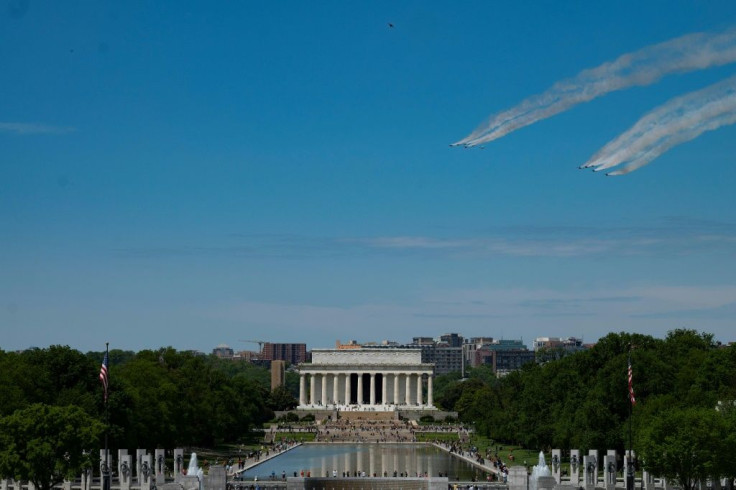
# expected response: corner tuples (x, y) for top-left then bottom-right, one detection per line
(238, 444), (481, 481)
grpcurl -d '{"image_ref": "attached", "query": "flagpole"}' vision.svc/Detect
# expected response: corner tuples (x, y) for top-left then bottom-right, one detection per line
(627, 344), (634, 490)
(104, 343), (110, 490)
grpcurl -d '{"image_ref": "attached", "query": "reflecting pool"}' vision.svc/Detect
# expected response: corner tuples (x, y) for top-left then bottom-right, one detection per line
(238, 444), (483, 481)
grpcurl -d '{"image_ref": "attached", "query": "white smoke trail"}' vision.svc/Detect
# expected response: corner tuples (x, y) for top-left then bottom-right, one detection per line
(454, 28), (736, 147)
(606, 111), (736, 175)
(583, 75), (736, 175)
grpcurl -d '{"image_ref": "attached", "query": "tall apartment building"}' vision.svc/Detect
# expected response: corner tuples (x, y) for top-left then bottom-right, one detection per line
(261, 342), (308, 366)
(212, 344), (234, 359)
(473, 339), (535, 375)
(440, 333), (464, 348)
(411, 334), (464, 375)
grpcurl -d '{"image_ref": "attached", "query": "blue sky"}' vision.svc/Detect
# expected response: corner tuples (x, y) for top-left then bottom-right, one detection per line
(2, 1), (736, 353)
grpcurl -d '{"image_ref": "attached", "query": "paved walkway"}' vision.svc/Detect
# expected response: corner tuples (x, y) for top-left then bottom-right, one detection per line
(231, 443), (302, 477)
(432, 443), (502, 480)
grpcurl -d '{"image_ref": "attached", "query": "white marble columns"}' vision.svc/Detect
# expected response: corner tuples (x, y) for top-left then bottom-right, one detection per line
(298, 371), (433, 408)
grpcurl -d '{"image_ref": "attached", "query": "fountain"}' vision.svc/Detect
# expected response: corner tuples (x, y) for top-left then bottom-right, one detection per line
(530, 451), (556, 490)
(179, 453), (203, 490)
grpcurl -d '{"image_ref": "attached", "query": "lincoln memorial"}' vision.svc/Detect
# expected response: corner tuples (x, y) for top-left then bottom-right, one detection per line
(297, 347), (436, 410)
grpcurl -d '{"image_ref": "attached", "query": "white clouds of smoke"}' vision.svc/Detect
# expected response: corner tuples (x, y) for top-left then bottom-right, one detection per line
(454, 28), (736, 149)
(583, 76), (736, 175)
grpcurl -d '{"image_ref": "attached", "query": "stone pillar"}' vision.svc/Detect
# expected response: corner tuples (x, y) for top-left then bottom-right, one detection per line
(139, 454), (152, 490)
(173, 448), (184, 481)
(381, 373), (388, 405)
(135, 449), (146, 482)
(507, 466), (528, 490)
(80, 467), (92, 490)
(394, 373), (400, 405)
(299, 374), (306, 406)
(370, 374), (376, 405)
(207, 466), (227, 490)
(604, 454), (616, 490)
(583, 455), (597, 490)
(154, 449), (166, 485)
(333, 374), (340, 405)
(405, 373), (412, 405)
(100, 449), (111, 488)
(345, 373), (351, 405)
(427, 375), (433, 407)
(551, 449), (561, 484)
(570, 450), (581, 487)
(321, 373), (328, 406)
(357, 373), (364, 405)
(643, 470), (655, 490)
(310, 374), (316, 405)
(588, 450), (599, 487)
(416, 374), (423, 406)
(626, 450), (636, 489)
(119, 453), (132, 490)
(1, 478), (8, 490)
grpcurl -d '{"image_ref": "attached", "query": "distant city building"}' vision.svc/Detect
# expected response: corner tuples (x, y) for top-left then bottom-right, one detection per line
(262, 342), (307, 365)
(439, 333), (464, 348)
(328, 333), (536, 376)
(533, 337), (585, 353)
(485, 339), (526, 351)
(233, 350), (259, 362)
(490, 349), (536, 376)
(336, 340), (362, 349)
(464, 337), (494, 369)
(212, 344), (234, 359)
(473, 339), (534, 375)
(411, 334), (464, 375)
(434, 345), (463, 375)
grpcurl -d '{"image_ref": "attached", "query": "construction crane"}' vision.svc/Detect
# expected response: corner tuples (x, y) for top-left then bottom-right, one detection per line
(238, 339), (266, 354)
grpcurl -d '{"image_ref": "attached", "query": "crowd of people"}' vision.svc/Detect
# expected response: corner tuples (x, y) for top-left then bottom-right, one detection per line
(314, 418), (417, 443)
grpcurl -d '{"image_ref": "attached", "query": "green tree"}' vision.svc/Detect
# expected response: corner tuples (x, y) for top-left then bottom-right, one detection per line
(637, 406), (728, 490)
(0, 404), (103, 490)
(268, 385), (298, 411)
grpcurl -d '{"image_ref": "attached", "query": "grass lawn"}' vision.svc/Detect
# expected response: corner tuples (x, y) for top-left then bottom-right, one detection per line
(272, 431), (316, 443)
(414, 432), (460, 443)
(466, 435), (541, 468)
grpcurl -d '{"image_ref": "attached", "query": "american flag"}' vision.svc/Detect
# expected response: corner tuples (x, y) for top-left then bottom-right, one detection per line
(628, 355), (636, 405)
(99, 352), (109, 403)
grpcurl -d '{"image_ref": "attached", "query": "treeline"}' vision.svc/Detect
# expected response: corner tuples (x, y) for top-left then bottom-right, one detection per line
(0, 346), (297, 450)
(434, 329), (736, 453)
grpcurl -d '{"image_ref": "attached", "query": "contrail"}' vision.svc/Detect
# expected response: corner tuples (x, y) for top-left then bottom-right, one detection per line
(453, 27), (736, 147)
(582, 75), (736, 175)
